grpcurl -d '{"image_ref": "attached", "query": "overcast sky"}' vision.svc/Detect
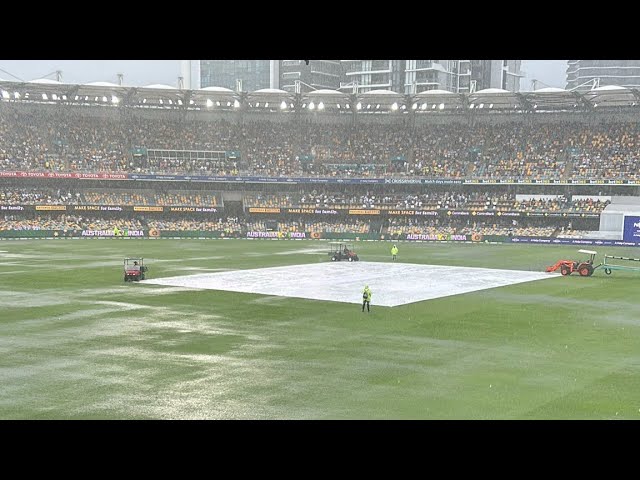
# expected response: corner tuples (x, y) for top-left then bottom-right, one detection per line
(0, 60), (568, 91)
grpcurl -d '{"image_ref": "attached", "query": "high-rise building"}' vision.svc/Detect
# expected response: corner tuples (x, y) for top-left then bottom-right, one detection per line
(339, 60), (521, 94)
(470, 60), (521, 92)
(199, 61), (277, 91)
(279, 60), (342, 93)
(566, 60), (640, 91)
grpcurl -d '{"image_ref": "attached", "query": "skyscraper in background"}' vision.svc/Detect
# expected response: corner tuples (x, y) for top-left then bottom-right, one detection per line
(339, 60), (521, 94)
(199, 60), (275, 91)
(185, 60), (522, 93)
(279, 60), (342, 93)
(566, 60), (640, 91)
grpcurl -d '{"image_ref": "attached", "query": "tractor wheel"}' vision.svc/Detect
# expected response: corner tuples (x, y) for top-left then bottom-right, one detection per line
(605, 268), (612, 275)
(561, 266), (570, 276)
(331, 256), (337, 262)
(348, 257), (353, 262)
(354, 256), (359, 261)
(579, 265), (593, 277)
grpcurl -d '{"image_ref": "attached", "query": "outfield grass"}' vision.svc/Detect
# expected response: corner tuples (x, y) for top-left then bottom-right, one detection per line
(1, 238), (640, 419)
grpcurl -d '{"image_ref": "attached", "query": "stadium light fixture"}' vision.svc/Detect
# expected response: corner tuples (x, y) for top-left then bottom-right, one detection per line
(478, 103), (484, 109)
(190, 100), (195, 105)
(168, 99), (174, 104)
(75, 95), (79, 101)
(1, 90), (9, 99)
(256, 102), (260, 107)
(421, 103), (427, 110)
(234, 100), (240, 108)
(439, 103), (445, 110)
(366, 104), (371, 109)
(227, 101), (232, 107)
(432, 104), (436, 109)
(375, 104), (380, 109)
(356, 102), (362, 110)
(177, 99), (182, 105)
(42, 93), (48, 100)
(345, 104), (350, 109)
(391, 102), (398, 111)
(51, 94), (58, 100)
(216, 101), (221, 107)
(336, 103), (341, 109)
(412, 103), (417, 110)
(489, 103), (493, 109)
(469, 104), (474, 109)
(206, 99), (213, 107)
(265, 102), (269, 108)
(290, 103), (294, 109)
(159, 99), (163, 104)
(15, 92), (20, 99)
(142, 98), (147, 104)
(302, 103), (307, 108)
(102, 96), (108, 102)
(318, 101), (324, 110)
(111, 95), (119, 104)
(308, 101), (315, 110)
(62, 95), (67, 101)
(94, 96), (99, 102)
(280, 100), (287, 109)
(400, 105), (406, 110)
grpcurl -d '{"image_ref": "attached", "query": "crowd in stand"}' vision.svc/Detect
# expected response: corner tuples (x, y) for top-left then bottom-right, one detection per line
(243, 190), (611, 213)
(0, 187), (218, 207)
(0, 215), (144, 231)
(146, 217), (242, 233)
(4, 102), (640, 180)
(0, 213), (598, 238)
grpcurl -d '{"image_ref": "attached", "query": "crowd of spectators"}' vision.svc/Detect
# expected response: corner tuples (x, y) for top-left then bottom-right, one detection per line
(146, 217), (242, 233)
(4, 103), (640, 180)
(0, 186), (218, 207)
(243, 190), (610, 213)
(0, 215), (144, 231)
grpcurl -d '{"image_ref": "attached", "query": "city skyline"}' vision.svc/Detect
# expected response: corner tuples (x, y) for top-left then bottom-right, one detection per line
(0, 60), (569, 92)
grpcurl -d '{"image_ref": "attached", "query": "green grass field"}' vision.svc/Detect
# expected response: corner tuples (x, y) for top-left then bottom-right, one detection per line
(1, 238), (640, 419)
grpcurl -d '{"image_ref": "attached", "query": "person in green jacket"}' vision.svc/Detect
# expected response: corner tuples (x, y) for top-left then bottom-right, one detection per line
(362, 285), (372, 313)
(391, 244), (399, 261)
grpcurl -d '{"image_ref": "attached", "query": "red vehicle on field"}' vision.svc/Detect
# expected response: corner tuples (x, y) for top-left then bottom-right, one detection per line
(546, 249), (598, 277)
(329, 242), (360, 262)
(124, 257), (148, 282)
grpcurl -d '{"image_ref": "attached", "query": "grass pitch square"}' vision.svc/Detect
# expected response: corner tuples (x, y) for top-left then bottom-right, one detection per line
(142, 262), (556, 307)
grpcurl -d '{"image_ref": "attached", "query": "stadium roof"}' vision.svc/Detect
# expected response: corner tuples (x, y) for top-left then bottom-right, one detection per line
(415, 89), (457, 96)
(199, 86), (234, 93)
(1, 78), (639, 113)
(469, 88), (519, 110)
(583, 85), (638, 107)
(520, 88), (578, 110)
(143, 84), (177, 89)
(360, 89), (403, 97)
(252, 88), (288, 94)
(84, 81), (120, 87)
(306, 89), (345, 96)
(29, 78), (62, 84)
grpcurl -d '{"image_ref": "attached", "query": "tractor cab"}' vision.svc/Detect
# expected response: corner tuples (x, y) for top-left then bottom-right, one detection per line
(546, 249), (597, 276)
